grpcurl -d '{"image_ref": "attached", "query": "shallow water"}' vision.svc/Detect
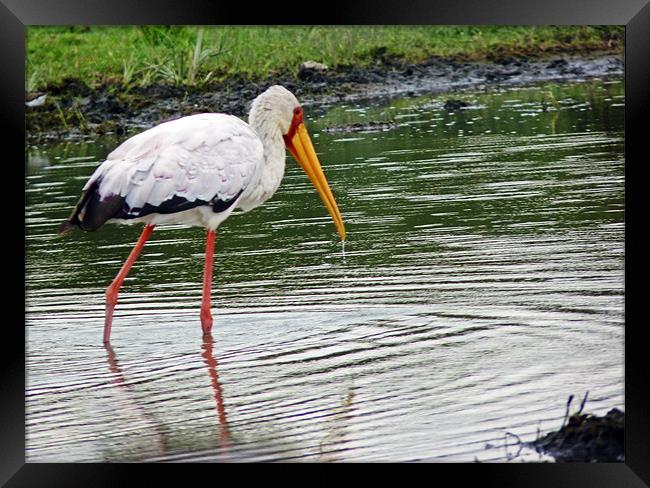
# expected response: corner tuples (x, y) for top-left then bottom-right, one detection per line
(26, 78), (624, 462)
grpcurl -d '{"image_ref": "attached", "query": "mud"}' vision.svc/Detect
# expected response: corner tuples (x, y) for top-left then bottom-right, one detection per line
(26, 52), (623, 142)
(529, 408), (624, 462)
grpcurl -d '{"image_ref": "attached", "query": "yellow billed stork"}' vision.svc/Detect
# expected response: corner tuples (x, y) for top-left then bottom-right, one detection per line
(59, 85), (346, 343)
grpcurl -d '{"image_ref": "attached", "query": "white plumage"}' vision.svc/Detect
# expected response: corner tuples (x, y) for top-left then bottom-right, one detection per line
(83, 113), (265, 229)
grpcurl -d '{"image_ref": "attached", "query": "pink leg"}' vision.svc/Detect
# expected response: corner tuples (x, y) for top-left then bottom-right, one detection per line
(201, 229), (216, 336)
(104, 224), (155, 343)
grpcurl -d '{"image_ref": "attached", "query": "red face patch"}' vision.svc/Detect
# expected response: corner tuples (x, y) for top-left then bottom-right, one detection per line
(283, 106), (303, 145)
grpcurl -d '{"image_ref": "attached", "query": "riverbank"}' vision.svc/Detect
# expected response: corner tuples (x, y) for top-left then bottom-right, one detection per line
(26, 26), (624, 142)
(26, 51), (623, 143)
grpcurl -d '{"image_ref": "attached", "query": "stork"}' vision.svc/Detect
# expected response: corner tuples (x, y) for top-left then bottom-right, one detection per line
(59, 85), (346, 344)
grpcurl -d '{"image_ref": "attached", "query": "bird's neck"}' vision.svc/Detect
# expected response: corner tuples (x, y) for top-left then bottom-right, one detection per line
(250, 116), (285, 164)
(243, 115), (286, 209)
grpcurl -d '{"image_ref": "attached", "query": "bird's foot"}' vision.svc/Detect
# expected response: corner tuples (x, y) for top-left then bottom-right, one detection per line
(200, 310), (213, 336)
(104, 304), (116, 343)
(104, 286), (120, 343)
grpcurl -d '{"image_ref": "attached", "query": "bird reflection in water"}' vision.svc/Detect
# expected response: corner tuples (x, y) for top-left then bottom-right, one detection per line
(317, 387), (356, 462)
(104, 337), (230, 457)
(201, 335), (230, 447)
(104, 343), (170, 458)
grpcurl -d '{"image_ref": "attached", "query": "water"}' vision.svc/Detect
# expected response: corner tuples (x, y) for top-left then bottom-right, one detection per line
(26, 78), (624, 462)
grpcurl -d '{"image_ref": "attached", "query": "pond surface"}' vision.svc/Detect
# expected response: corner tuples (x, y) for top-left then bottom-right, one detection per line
(26, 78), (624, 462)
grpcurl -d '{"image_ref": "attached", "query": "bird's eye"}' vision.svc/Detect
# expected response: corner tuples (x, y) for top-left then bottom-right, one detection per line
(294, 107), (302, 116)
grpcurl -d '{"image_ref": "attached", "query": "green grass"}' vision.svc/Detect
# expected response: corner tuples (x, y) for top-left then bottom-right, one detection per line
(26, 26), (624, 92)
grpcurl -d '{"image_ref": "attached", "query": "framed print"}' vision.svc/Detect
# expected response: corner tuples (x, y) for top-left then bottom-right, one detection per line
(5, 0), (649, 485)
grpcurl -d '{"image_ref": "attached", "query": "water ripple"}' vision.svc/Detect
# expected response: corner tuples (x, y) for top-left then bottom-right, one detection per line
(26, 79), (624, 462)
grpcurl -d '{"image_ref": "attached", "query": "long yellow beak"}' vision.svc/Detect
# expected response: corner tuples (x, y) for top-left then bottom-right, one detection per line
(286, 123), (346, 241)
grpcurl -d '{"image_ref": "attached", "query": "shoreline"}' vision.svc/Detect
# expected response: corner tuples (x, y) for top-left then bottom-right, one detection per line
(26, 51), (623, 144)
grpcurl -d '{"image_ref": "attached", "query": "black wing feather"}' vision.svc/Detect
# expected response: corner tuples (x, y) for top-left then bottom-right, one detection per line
(58, 181), (243, 234)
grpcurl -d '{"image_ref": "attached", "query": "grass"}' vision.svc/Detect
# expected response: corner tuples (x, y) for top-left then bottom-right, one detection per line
(27, 26), (624, 92)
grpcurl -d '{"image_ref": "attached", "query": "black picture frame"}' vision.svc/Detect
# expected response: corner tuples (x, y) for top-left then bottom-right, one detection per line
(5, 0), (649, 485)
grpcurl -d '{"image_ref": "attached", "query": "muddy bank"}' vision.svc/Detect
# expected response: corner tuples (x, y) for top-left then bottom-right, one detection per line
(495, 393), (625, 463)
(529, 407), (624, 462)
(26, 52), (623, 143)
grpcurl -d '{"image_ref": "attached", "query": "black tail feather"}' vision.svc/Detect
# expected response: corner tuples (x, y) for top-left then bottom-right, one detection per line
(57, 219), (77, 235)
(57, 185), (94, 235)
(57, 179), (125, 234)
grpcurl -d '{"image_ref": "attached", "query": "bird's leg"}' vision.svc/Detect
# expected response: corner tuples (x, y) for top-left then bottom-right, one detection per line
(104, 224), (155, 343)
(201, 229), (216, 336)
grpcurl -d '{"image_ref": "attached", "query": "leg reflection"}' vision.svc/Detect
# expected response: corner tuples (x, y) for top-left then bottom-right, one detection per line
(201, 335), (230, 447)
(318, 387), (356, 462)
(104, 344), (169, 457)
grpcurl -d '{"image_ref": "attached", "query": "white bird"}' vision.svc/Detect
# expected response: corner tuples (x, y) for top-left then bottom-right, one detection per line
(60, 85), (346, 344)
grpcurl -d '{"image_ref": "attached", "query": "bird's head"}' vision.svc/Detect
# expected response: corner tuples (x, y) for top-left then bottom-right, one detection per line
(252, 85), (346, 242)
